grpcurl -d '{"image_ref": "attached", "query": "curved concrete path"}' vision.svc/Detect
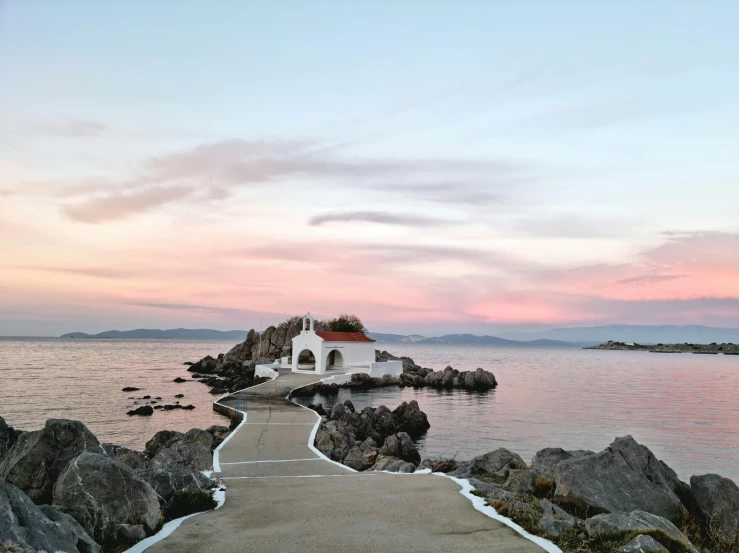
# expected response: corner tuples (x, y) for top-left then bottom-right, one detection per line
(145, 369), (545, 553)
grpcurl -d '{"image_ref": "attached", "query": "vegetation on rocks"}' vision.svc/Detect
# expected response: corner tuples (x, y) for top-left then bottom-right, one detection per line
(165, 490), (218, 519)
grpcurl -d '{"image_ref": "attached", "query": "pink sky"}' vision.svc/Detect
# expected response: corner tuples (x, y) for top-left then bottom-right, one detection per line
(2, 3), (738, 335)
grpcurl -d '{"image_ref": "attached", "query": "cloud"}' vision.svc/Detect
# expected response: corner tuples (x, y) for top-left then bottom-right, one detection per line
(513, 215), (627, 238)
(309, 211), (457, 228)
(63, 185), (194, 223)
(616, 274), (688, 285)
(16, 266), (136, 279)
(29, 119), (110, 138)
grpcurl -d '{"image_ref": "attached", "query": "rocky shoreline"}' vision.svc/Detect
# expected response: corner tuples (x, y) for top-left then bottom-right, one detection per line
(301, 398), (739, 553)
(0, 415), (227, 552)
(586, 340), (739, 354)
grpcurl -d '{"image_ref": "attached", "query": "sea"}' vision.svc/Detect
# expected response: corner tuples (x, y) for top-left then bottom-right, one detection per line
(1, 337), (737, 481)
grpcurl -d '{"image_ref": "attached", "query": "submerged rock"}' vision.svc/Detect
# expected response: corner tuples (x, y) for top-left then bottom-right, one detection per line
(52, 452), (161, 546)
(0, 418), (106, 504)
(553, 435), (689, 522)
(127, 405), (154, 416)
(0, 480), (100, 553)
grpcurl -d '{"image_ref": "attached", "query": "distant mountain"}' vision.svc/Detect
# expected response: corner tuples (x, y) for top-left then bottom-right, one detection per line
(366, 332), (578, 347)
(498, 325), (739, 345)
(61, 328), (249, 340)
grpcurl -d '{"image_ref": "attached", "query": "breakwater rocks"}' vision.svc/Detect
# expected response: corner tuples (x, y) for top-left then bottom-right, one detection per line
(313, 400), (430, 472)
(0, 415), (222, 552)
(424, 435), (739, 553)
(186, 355), (271, 394)
(377, 350), (497, 390)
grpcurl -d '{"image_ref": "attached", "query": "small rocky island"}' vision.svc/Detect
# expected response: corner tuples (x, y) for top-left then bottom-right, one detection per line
(586, 340), (739, 354)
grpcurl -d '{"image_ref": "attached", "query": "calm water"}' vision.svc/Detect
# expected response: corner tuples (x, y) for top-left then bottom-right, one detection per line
(0, 338), (236, 450)
(294, 343), (739, 481)
(1, 338), (737, 481)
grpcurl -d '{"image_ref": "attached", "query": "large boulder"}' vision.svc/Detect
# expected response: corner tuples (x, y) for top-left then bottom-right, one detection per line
(690, 473), (739, 545)
(553, 436), (688, 522)
(0, 419), (106, 504)
(379, 432), (420, 465)
(52, 452), (161, 546)
(585, 510), (698, 553)
(392, 401), (430, 438)
(342, 446), (378, 471)
(0, 479), (100, 553)
(471, 448), (528, 478)
(531, 447), (594, 478)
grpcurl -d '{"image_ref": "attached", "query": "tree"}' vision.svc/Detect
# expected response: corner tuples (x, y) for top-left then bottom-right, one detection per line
(328, 313), (368, 334)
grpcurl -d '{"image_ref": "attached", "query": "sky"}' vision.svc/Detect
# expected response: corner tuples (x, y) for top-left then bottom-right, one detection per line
(1, 1), (738, 336)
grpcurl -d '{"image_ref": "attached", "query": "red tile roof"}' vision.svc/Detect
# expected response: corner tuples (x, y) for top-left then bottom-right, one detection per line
(315, 332), (375, 343)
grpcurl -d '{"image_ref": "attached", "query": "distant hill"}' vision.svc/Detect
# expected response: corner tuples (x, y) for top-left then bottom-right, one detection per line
(61, 328), (249, 340)
(498, 325), (739, 345)
(366, 332), (579, 347)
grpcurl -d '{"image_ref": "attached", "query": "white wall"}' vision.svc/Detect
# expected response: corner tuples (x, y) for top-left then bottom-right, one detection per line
(369, 360), (403, 378)
(321, 341), (375, 369)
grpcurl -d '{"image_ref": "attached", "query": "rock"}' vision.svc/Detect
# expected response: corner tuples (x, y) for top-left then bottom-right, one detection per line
(531, 447), (594, 478)
(0, 416), (21, 462)
(0, 419), (106, 504)
(397, 432), (421, 464)
(0, 480), (101, 553)
(392, 401), (430, 438)
(52, 452), (161, 545)
(540, 498), (579, 525)
(183, 361), (194, 366)
(471, 448), (528, 478)
(149, 428), (213, 471)
(145, 464), (213, 501)
(432, 459), (456, 473)
(127, 405), (154, 416)
(690, 473), (739, 545)
(469, 478), (504, 496)
(122, 386), (141, 391)
(617, 534), (669, 553)
(385, 460), (416, 473)
(553, 436), (689, 522)
(378, 432), (420, 464)
(538, 514), (575, 536)
(315, 421), (355, 462)
(343, 446), (378, 471)
(448, 462), (472, 479)
(585, 511), (698, 553)
(371, 455), (401, 471)
(173, 377), (187, 383)
(174, 394), (184, 398)
(103, 444), (150, 471)
(503, 469), (536, 493)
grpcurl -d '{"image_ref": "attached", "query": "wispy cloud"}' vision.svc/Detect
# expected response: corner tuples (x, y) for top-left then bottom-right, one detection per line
(17, 266), (136, 279)
(309, 211), (457, 228)
(616, 274), (688, 285)
(63, 185), (194, 223)
(27, 119), (110, 138)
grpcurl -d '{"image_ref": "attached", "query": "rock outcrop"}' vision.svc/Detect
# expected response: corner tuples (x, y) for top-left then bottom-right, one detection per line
(690, 473), (739, 546)
(0, 419), (106, 504)
(617, 534), (670, 553)
(314, 400), (426, 471)
(0, 480), (100, 553)
(52, 452), (162, 546)
(376, 352), (498, 392)
(531, 447), (594, 478)
(553, 435), (689, 522)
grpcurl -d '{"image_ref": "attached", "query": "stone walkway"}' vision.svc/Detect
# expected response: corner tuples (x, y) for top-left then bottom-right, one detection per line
(144, 369), (545, 553)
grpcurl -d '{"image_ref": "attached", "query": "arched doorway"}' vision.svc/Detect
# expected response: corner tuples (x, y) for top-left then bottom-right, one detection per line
(296, 349), (316, 371)
(326, 349), (344, 370)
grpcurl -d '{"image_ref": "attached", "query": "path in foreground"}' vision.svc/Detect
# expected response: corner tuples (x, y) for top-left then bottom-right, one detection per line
(146, 369), (543, 553)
